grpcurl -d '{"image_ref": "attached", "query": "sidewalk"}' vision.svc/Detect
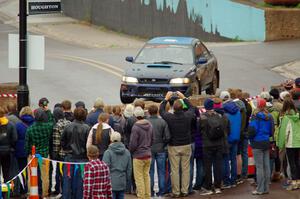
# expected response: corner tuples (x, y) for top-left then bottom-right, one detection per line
(0, 0), (145, 48)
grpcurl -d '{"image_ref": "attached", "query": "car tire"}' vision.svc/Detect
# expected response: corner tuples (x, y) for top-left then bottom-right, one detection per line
(186, 79), (201, 97)
(206, 72), (218, 95)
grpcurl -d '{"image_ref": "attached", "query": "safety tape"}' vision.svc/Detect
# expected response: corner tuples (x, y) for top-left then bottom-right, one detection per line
(0, 93), (17, 98)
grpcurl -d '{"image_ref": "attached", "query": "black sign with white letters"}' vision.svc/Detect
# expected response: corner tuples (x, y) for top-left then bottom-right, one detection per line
(28, 2), (61, 15)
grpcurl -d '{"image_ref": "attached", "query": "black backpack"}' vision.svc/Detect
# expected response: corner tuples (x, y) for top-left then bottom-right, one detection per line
(205, 113), (225, 140)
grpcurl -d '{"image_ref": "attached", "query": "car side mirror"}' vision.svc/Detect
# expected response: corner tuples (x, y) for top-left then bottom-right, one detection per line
(197, 57), (208, 65)
(125, 56), (134, 63)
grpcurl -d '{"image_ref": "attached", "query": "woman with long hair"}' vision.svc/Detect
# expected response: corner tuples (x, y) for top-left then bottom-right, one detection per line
(249, 98), (274, 195)
(277, 99), (300, 190)
(86, 112), (114, 159)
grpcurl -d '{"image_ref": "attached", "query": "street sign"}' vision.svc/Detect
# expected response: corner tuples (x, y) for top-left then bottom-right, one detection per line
(8, 34), (45, 70)
(28, 0), (61, 15)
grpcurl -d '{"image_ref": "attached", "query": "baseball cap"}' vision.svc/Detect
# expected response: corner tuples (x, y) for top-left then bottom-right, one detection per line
(110, 131), (121, 142)
(38, 97), (49, 107)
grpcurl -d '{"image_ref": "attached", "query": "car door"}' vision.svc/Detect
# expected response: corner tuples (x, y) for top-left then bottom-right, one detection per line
(194, 42), (212, 88)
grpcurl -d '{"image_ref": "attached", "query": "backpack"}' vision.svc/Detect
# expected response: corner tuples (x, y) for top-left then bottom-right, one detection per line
(205, 113), (225, 140)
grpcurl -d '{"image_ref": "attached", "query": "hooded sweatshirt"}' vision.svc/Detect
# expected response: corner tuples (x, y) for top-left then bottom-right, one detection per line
(250, 111), (273, 150)
(15, 115), (35, 158)
(277, 110), (300, 150)
(102, 142), (132, 191)
(129, 120), (153, 159)
(0, 117), (17, 153)
(223, 101), (241, 143)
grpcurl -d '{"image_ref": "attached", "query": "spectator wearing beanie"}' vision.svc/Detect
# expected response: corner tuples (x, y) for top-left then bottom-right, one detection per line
(103, 132), (132, 199)
(199, 98), (227, 195)
(249, 98), (273, 195)
(129, 107), (153, 199)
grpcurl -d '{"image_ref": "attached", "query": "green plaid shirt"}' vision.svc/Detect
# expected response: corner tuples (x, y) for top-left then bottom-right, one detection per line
(25, 121), (53, 157)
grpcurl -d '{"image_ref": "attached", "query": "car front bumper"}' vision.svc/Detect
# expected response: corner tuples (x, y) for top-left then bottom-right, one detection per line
(120, 83), (189, 100)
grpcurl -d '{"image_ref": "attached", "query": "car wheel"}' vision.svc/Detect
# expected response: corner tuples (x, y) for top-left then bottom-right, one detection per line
(120, 92), (135, 104)
(206, 72), (218, 95)
(188, 80), (201, 96)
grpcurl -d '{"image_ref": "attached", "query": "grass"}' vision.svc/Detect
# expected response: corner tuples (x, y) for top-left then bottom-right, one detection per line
(257, 2), (300, 8)
(232, 36), (244, 42)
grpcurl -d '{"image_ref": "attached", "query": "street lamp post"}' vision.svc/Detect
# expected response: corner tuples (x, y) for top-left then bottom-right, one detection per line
(17, 0), (29, 111)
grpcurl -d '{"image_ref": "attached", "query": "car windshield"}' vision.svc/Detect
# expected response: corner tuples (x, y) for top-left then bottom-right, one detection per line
(134, 44), (193, 64)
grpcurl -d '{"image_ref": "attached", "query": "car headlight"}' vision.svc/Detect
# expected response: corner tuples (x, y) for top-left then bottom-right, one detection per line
(122, 76), (138, 83)
(170, 78), (190, 84)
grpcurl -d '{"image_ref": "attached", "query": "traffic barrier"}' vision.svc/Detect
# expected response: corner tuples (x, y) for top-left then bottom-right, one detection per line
(248, 145), (255, 176)
(0, 93), (17, 98)
(29, 146), (39, 199)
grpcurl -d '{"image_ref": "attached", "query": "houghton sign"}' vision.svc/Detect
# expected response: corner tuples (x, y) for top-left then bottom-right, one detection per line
(28, 1), (61, 15)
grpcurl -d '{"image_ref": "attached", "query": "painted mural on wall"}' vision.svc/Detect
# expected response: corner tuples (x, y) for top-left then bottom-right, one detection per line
(62, 0), (266, 41)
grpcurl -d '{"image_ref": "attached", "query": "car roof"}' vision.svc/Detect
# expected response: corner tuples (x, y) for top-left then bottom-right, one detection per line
(147, 37), (198, 45)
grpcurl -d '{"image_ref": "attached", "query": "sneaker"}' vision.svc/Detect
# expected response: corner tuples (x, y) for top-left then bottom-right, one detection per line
(237, 179), (244, 185)
(181, 193), (189, 197)
(215, 188), (222, 194)
(193, 185), (202, 190)
(221, 184), (231, 189)
(231, 183), (237, 188)
(171, 193), (181, 198)
(199, 189), (214, 196)
(252, 190), (264, 195)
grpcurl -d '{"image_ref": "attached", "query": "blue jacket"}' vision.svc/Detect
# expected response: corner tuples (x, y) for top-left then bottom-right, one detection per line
(250, 112), (273, 146)
(223, 101), (241, 144)
(86, 108), (114, 128)
(15, 115), (35, 158)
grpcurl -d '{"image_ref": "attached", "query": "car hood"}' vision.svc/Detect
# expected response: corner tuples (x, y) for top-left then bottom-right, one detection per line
(124, 63), (195, 79)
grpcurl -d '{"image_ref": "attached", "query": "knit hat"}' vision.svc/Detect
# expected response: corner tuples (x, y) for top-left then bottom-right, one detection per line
(204, 98), (214, 110)
(53, 107), (64, 121)
(220, 91), (230, 101)
(75, 101), (86, 109)
(295, 77), (300, 87)
(134, 107), (144, 118)
(110, 131), (121, 142)
(123, 104), (134, 118)
(257, 98), (266, 109)
(38, 97), (49, 107)
(213, 98), (222, 109)
(94, 97), (104, 109)
(260, 91), (271, 101)
(269, 88), (280, 100)
(34, 108), (48, 122)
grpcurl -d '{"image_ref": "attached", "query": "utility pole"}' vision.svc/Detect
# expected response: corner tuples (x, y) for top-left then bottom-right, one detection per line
(17, 0), (29, 111)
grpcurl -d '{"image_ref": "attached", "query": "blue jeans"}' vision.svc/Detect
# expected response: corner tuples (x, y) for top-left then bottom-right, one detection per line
(150, 152), (167, 196)
(113, 191), (125, 199)
(223, 142), (238, 185)
(62, 156), (86, 199)
(189, 143), (195, 193)
(253, 149), (270, 193)
(194, 158), (204, 188)
(240, 139), (249, 178)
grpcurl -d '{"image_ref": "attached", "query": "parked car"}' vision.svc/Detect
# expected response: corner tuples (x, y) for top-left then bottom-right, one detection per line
(120, 36), (219, 104)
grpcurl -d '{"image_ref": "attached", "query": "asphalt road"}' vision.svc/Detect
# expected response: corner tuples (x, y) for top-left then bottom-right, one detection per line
(1, 23), (300, 110)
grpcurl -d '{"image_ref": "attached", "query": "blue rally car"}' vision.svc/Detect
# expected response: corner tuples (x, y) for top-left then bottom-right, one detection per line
(120, 37), (219, 104)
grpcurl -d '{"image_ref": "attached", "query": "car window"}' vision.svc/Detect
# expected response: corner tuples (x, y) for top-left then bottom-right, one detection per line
(195, 43), (210, 60)
(135, 44), (193, 64)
